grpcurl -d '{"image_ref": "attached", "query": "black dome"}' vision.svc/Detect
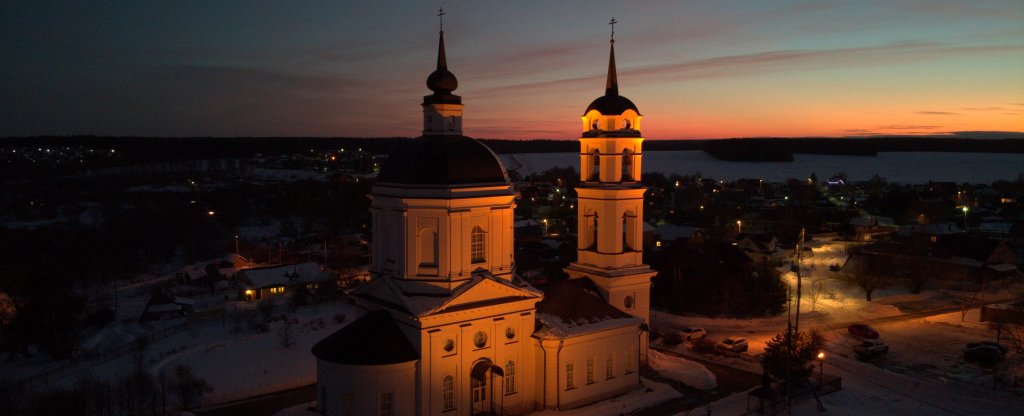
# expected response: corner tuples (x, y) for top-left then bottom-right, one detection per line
(377, 135), (509, 187)
(312, 310), (419, 365)
(584, 94), (640, 116)
(427, 68), (458, 94)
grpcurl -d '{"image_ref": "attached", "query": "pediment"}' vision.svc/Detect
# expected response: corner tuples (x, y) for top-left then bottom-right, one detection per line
(429, 276), (541, 315)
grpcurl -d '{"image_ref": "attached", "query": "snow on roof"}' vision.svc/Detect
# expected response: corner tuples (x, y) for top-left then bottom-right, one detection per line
(653, 225), (700, 241)
(540, 239), (565, 250)
(514, 219), (541, 228)
(237, 262), (328, 289)
(987, 263), (1018, 272)
(533, 279), (640, 339)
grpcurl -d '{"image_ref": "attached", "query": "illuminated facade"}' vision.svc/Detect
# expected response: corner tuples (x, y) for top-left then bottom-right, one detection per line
(313, 23), (651, 416)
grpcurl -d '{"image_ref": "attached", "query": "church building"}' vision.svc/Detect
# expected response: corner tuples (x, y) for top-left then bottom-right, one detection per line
(312, 19), (654, 416)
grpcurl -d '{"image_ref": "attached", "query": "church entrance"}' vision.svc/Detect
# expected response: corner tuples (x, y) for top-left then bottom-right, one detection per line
(470, 360), (504, 415)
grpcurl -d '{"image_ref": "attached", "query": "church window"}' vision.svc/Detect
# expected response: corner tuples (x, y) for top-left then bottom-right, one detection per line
(505, 360), (516, 394)
(472, 378), (486, 403)
(623, 119), (631, 129)
(586, 358), (595, 384)
(449, 116), (456, 131)
(473, 331), (487, 348)
(591, 119), (599, 130)
(566, 363), (575, 390)
(623, 211), (637, 251)
(378, 392), (394, 416)
(418, 228), (438, 267)
(505, 327), (515, 339)
(471, 226), (486, 263)
(606, 353), (614, 379)
(589, 150), (600, 181)
(625, 350), (634, 374)
(442, 375), (455, 411)
(621, 149), (633, 181)
(591, 214), (599, 250)
(624, 295), (635, 309)
(443, 338), (454, 352)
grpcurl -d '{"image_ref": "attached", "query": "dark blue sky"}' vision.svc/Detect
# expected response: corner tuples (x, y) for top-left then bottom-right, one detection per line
(2, 1), (1022, 139)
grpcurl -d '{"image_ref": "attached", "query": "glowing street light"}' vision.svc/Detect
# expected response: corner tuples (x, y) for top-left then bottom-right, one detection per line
(817, 351), (826, 379)
(962, 206), (969, 230)
(736, 220), (742, 233)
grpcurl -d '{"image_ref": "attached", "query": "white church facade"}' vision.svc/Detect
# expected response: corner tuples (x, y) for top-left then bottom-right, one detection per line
(313, 21), (654, 416)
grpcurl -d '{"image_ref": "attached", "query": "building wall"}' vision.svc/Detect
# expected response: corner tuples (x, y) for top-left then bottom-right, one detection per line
(317, 359), (417, 416)
(413, 304), (538, 416)
(370, 189), (516, 287)
(537, 324), (640, 409)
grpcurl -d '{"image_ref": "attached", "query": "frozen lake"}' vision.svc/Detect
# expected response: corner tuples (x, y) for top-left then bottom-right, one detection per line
(500, 151), (1024, 184)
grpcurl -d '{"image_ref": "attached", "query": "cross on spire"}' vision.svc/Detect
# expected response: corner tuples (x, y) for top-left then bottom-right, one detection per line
(609, 17), (617, 42)
(437, 7), (446, 32)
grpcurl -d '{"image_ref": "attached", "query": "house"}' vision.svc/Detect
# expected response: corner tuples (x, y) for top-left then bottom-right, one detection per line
(235, 262), (332, 301)
(735, 232), (779, 264)
(849, 216), (897, 241)
(652, 225), (704, 249)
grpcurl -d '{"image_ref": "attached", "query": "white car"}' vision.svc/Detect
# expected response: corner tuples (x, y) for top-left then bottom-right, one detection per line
(716, 337), (749, 353)
(677, 327), (707, 341)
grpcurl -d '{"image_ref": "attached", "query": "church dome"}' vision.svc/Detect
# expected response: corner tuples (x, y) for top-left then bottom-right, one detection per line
(376, 135), (510, 187)
(584, 94), (639, 116)
(427, 67), (458, 94)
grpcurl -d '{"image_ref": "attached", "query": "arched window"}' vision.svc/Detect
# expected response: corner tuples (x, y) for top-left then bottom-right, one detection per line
(442, 375), (455, 411)
(623, 119), (631, 129)
(591, 213), (599, 250)
(505, 361), (516, 395)
(590, 149), (600, 181)
(623, 211), (637, 252)
(622, 214), (629, 251)
(621, 149), (633, 181)
(418, 228), (437, 267)
(591, 119), (599, 130)
(471, 226), (486, 263)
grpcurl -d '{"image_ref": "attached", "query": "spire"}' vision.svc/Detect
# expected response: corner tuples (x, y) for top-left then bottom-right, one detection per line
(436, 7), (447, 70)
(606, 17), (618, 96)
(425, 9), (458, 97)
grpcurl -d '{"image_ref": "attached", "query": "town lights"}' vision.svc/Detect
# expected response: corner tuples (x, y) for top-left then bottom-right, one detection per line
(736, 220), (742, 233)
(207, 210), (215, 216)
(962, 206), (969, 229)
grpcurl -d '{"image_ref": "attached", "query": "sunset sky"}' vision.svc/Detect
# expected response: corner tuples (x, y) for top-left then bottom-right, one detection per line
(2, 1), (1022, 139)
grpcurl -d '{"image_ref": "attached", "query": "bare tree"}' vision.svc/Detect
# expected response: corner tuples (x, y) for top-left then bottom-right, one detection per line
(278, 319), (296, 348)
(806, 279), (828, 312)
(172, 364), (212, 410)
(836, 252), (894, 301)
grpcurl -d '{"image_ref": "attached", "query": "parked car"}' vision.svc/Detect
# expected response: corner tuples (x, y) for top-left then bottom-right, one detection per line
(847, 323), (879, 339)
(853, 339), (889, 359)
(677, 327), (707, 341)
(716, 337), (749, 353)
(966, 341), (1008, 355)
(965, 344), (1005, 365)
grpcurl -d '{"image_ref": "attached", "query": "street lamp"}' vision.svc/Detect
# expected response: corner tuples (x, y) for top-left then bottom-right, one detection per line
(817, 351), (826, 379)
(736, 220), (742, 234)
(961, 206), (969, 230)
(542, 219), (549, 236)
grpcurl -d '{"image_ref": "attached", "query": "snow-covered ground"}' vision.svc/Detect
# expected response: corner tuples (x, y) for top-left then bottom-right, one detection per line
(648, 349), (717, 391)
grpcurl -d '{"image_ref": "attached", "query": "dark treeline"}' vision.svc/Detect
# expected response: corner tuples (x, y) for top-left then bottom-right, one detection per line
(4, 135), (1023, 171)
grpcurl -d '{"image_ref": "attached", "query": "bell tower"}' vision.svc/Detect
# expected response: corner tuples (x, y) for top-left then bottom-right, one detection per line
(422, 8), (463, 136)
(565, 19), (655, 361)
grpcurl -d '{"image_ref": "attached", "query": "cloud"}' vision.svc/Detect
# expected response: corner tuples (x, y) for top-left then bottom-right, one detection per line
(916, 111), (959, 115)
(470, 41), (1024, 95)
(960, 106), (1006, 111)
(876, 125), (941, 130)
